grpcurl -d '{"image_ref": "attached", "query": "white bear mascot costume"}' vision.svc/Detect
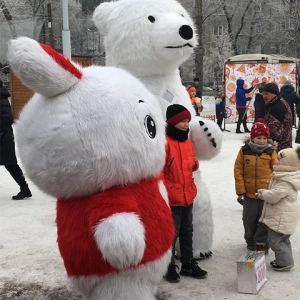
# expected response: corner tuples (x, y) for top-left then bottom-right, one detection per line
(93, 0), (223, 258)
(7, 37), (175, 300)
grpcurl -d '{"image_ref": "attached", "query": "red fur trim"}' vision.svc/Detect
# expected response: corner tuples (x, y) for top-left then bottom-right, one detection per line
(39, 43), (82, 79)
(57, 177), (174, 277)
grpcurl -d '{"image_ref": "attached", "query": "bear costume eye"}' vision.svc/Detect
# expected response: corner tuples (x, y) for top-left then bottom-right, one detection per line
(148, 16), (155, 23)
(144, 115), (156, 139)
(181, 14), (184, 17)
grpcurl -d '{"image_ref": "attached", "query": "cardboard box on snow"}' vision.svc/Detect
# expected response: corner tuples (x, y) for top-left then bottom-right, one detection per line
(237, 251), (267, 294)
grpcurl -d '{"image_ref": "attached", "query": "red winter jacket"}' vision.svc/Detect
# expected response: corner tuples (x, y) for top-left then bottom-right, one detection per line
(163, 136), (199, 206)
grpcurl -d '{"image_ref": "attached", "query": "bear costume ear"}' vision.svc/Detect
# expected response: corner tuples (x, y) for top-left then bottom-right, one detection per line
(7, 37), (82, 97)
(93, 2), (115, 34)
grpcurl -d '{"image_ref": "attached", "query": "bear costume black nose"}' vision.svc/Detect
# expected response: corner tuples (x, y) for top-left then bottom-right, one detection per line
(179, 25), (193, 40)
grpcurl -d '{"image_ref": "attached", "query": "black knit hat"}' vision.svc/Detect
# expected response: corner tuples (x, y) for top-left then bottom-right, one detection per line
(166, 104), (191, 126)
(263, 83), (279, 95)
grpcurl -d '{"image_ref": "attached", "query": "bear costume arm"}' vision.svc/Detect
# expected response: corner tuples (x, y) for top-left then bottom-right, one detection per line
(94, 212), (145, 269)
(190, 117), (222, 160)
(87, 191), (146, 269)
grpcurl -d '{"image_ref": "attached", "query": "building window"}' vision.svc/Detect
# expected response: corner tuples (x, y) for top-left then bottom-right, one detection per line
(276, 44), (286, 54)
(255, 3), (262, 12)
(255, 45), (261, 53)
(254, 22), (262, 34)
(213, 25), (227, 36)
(289, 19), (295, 30)
(238, 45), (247, 54)
(279, 21), (286, 31)
(214, 7), (225, 15)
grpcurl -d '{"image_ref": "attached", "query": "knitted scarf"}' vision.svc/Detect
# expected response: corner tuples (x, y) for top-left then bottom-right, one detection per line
(166, 124), (189, 142)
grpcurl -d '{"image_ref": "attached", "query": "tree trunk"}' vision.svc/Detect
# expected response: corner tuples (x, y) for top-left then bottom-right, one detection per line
(194, 0), (203, 94)
(0, 0), (17, 38)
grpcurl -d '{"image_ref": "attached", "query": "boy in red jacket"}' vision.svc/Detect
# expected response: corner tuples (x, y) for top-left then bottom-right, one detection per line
(163, 104), (207, 283)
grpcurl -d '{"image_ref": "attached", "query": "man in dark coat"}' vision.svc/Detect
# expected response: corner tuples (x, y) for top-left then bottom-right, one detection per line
(254, 83), (266, 121)
(193, 77), (202, 98)
(263, 83), (292, 152)
(0, 80), (32, 200)
(280, 80), (297, 126)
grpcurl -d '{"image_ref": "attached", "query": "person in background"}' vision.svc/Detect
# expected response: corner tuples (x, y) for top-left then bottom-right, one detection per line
(215, 95), (225, 131)
(280, 80), (297, 127)
(193, 77), (202, 98)
(258, 147), (300, 271)
(234, 118), (277, 253)
(188, 86), (202, 116)
(263, 83), (292, 152)
(254, 82), (266, 121)
(235, 79), (255, 134)
(163, 104), (207, 283)
(0, 79), (32, 200)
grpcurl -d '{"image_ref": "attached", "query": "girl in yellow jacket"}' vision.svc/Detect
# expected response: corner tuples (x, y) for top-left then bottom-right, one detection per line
(234, 118), (277, 253)
(163, 104), (207, 283)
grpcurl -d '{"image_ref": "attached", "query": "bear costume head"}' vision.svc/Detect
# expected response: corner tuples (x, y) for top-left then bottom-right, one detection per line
(7, 37), (167, 199)
(93, 0), (197, 76)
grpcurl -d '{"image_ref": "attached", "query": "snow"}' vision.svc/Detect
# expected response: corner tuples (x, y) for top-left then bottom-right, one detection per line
(1, 123), (300, 300)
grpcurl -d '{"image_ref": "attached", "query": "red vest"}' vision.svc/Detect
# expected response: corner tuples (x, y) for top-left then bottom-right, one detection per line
(57, 177), (175, 277)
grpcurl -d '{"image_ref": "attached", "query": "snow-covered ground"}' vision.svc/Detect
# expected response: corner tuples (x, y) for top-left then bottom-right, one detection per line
(1, 123), (300, 300)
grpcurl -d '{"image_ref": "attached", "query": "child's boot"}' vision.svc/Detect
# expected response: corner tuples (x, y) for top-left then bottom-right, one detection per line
(165, 263), (180, 283)
(256, 242), (269, 254)
(180, 260), (207, 279)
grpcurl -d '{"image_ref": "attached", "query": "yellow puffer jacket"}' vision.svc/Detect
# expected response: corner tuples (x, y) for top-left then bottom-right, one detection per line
(234, 140), (277, 199)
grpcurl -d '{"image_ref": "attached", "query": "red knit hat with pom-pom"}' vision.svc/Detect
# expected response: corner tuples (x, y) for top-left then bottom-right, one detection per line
(251, 118), (270, 139)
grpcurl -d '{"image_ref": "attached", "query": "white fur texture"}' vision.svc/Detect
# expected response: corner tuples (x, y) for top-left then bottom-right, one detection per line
(93, 0), (223, 256)
(8, 37), (166, 199)
(7, 36), (172, 300)
(95, 213), (145, 269)
(71, 251), (171, 300)
(7, 37), (80, 97)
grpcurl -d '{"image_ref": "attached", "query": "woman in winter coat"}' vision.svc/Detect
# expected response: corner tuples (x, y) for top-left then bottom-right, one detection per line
(0, 80), (32, 200)
(258, 147), (300, 271)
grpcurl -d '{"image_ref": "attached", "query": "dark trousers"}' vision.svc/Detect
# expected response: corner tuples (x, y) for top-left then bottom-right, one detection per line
(217, 116), (224, 128)
(236, 107), (248, 131)
(171, 204), (193, 264)
(243, 197), (268, 247)
(5, 164), (27, 187)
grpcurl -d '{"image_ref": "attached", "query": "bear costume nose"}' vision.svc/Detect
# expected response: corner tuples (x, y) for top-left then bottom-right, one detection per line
(179, 25), (193, 40)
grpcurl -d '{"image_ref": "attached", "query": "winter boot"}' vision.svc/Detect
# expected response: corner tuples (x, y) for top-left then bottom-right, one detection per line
(12, 184), (32, 200)
(180, 261), (207, 279)
(256, 242), (269, 254)
(246, 242), (255, 251)
(164, 263), (180, 283)
(271, 261), (294, 271)
(244, 128), (250, 133)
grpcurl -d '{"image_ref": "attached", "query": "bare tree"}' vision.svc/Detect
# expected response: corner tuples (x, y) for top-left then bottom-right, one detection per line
(0, 0), (17, 37)
(194, 0), (203, 93)
(220, 0), (254, 55)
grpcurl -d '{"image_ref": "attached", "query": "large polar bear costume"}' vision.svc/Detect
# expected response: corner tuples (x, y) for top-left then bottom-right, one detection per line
(8, 37), (175, 300)
(93, 0), (223, 258)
